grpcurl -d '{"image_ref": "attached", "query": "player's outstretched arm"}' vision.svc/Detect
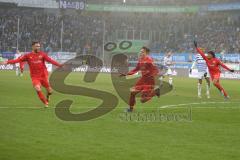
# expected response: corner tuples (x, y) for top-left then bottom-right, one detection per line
(194, 41), (208, 62)
(218, 60), (234, 72)
(0, 61), (7, 65)
(5, 56), (26, 64)
(127, 63), (140, 76)
(43, 53), (63, 67)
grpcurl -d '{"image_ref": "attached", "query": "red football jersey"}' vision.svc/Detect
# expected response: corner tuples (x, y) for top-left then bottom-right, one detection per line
(7, 51), (62, 78)
(196, 48), (231, 75)
(127, 55), (159, 77)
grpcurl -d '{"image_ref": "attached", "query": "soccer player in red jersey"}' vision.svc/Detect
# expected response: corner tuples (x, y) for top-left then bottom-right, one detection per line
(0, 41), (63, 107)
(194, 41), (234, 99)
(120, 47), (160, 112)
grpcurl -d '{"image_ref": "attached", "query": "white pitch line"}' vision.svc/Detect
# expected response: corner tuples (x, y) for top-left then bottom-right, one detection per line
(158, 101), (240, 109)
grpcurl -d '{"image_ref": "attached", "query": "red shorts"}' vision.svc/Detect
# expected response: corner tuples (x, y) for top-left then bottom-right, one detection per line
(31, 76), (50, 88)
(210, 73), (220, 81)
(132, 76), (155, 92)
(131, 76), (155, 102)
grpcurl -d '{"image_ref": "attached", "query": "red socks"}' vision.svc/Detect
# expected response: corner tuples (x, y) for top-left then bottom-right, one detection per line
(129, 92), (136, 109)
(214, 82), (228, 97)
(37, 91), (48, 105)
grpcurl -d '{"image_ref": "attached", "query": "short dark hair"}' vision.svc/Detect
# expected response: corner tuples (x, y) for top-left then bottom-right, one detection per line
(208, 51), (216, 58)
(32, 41), (40, 46)
(142, 46), (150, 54)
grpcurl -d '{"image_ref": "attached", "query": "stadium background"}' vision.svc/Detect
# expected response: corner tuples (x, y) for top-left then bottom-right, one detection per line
(0, 0), (240, 79)
(1, 1), (240, 160)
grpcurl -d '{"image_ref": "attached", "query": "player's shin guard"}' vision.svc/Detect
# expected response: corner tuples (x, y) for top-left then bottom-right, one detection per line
(37, 91), (48, 105)
(198, 83), (202, 97)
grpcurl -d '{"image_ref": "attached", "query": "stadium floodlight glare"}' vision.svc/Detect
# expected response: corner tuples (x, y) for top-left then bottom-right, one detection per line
(123, 0), (126, 3)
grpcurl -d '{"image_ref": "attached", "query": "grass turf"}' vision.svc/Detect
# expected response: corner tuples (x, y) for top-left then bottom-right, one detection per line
(0, 71), (240, 160)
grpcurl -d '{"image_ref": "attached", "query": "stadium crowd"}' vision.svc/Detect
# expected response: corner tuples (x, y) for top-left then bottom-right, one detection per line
(106, 12), (240, 53)
(0, 7), (103, 54)
(0, 6), (239, 54)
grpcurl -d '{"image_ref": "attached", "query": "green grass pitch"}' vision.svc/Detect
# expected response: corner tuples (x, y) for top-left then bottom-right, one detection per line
(0, 71), (240, 160)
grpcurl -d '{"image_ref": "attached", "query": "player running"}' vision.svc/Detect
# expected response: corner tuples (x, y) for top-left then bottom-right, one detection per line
(120, 47), (160, 112)
(190, 51), (211, 99)
(162, 51), (174, 86)
(14, 50), (25, 76)
(0, 41), (63, 107)
(194, 41), (234, 99)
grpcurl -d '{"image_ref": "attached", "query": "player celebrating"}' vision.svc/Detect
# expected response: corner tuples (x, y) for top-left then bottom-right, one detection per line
(14, 50), (25, 76)
(120, 47), (160, 112)
(190, 51), (211, 99)
(0, 41), (63, 107)
(194, 41), (234, 99)
(162, 51), (174, 86)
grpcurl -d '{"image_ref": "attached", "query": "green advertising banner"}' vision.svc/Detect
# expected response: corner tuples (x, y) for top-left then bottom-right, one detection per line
(86, 4), (199, 13)
(105, 40), (149, 54)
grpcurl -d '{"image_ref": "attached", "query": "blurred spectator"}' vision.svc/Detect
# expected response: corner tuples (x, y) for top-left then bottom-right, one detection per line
(0, 6), (239, 55)
(45, 44), (53, 53)
(0, 7), (103, 54)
